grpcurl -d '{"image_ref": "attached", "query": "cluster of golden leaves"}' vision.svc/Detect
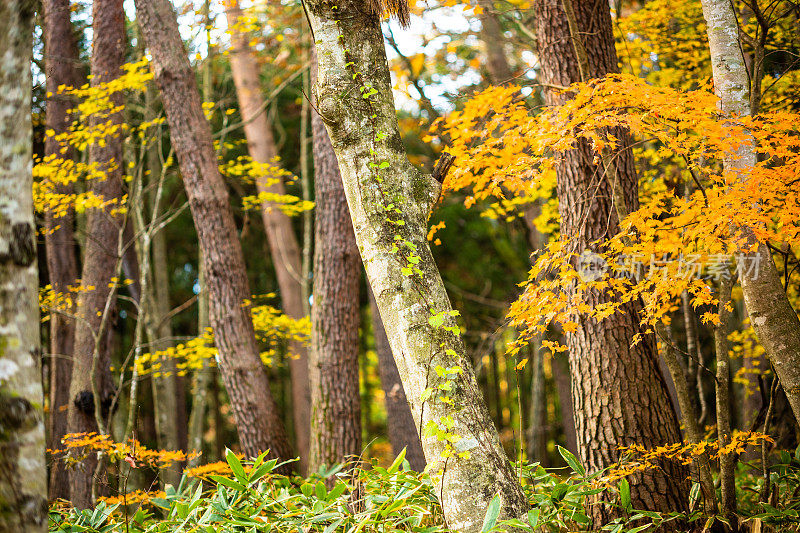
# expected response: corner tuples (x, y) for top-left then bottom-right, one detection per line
(431, 74), (799, 354)
(605, 431), (774, 483)
(131, 297), (310, 378)
(52, 432), (199, 469)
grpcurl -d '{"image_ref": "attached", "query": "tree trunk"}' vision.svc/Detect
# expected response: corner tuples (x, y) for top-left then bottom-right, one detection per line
(42, 0), (80, 501)
(187, 2), (214, 467)
(304, 3), (528, 530)
(527, 344), (547, 464)
(143, 83), (186, 487)
(0, 2), (48, 529)
(134, 0), (294, 467)
(714, 276), (737, 529)
(187, 255), (212, 466)
(534, 0), (688, 520)
(223, 0), (311, 467)
(477, 0), (514, 85)
(551, 352), (577, 455)
(369, 288), (426, 471)
(307, 50), (363, 472)
(67, 0), (126, 507)
(700, 0), (800, 421)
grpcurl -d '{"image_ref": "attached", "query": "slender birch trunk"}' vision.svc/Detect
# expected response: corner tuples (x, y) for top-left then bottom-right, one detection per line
(223, 0), (311, 466)
(700, 0), (800, 420)
(133, 0), (295, 467)
(142, 84), (185, 486)
(0, 1), (48, 528)
(714, 275), (737, 528)
(42, 0), (81, 501)
(308, 49), (363, 473)
(303, 3), (528, 529)
(67, 0), (126, 507)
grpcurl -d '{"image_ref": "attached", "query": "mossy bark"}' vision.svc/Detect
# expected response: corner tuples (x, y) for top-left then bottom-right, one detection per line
(304, 2), (528, 530)
(0, 1), (48, 529)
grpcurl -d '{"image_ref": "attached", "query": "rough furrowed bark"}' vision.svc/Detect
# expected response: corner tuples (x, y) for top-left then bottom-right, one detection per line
(42, 0), (81, 501)
(534, 0), (688, 521)
(67, 0), (126, 507)
(304, 2), (528, 530)
(223, 0), (311, 468)
(0, 1), (48, 529)
(369, 288), (426, 471)
(134, 0), (295, 468)
(700, 0), (800, 422)
(308, 48), (363, 474)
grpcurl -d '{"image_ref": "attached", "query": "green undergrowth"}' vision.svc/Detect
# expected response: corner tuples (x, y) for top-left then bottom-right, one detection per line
(49, 446), (800, 532)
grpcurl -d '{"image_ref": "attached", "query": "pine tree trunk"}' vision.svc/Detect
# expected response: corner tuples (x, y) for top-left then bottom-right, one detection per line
(42, 0), (80, 501)
(304, 3), (528, 530)
(307, 50), (363, 471)
(223, 0), (311, 467)
(700, 0), (800, 421)
(369, 288), (426, 471)
(67, 0), (126, 507)
(133, 0), (294, 467)
(0, 1), (48, 529)
(534, 0), (688, 520)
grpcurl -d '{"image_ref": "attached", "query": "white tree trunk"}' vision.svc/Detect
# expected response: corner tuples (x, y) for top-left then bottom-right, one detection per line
(303, 3), (528, 530)
(701, 0), (800, 418)
(0, 1), (48, 529)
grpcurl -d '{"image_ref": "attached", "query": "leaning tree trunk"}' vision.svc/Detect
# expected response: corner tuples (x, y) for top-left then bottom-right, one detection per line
(307, 51), (363, 472)
(0, 1), (48, 529)
(67, 0), (126, 508)
(700, 0), (800, 421)
(42, 0), (81, 501)
(533, 0), (688, 521)
(223, 0), (311, 467)
(134, 0), (294, 467)
(304, 2), (528, 530)
(369, 288), (426, 471)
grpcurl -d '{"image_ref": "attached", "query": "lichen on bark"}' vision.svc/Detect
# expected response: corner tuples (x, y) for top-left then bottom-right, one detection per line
(303, 1), (528, 530)
(0, 0), (48, 529)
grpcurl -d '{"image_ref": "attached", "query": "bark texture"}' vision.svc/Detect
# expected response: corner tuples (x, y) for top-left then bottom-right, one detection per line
(308, 52), (363, 471)
(67, 0), (126, 507)
(700, 0), (800, 420)
(0, 1), (48, 529)
(534, 0), (688, 520)
(369, 288), (426, 471)
(224, 0), (311, 467)
(134, 0), (294, 467)
(304, 2), (528, 530)
(42, 0), (81, 501)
